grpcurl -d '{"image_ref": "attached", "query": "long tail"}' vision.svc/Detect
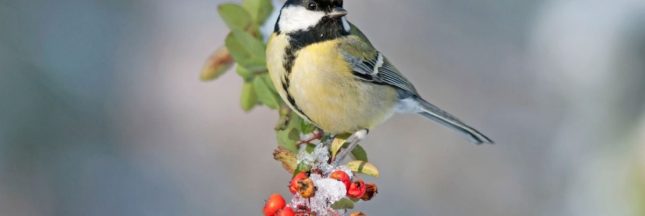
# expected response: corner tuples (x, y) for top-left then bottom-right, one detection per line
(414, 97), (494, 144)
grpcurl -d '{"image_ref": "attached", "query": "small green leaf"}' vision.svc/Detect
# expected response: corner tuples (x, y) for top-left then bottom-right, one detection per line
(274, 106), (291, 131)
(330, 135), (367, 161)
(293, 162), (312, 177)
(259, 73), (278, 93)
(305, 144), (316, 153)
(351, 144), (368, 162)
(288, 128), (300, 140)
(218, 3), (253, 31)
(253, 75), (280, 109)
(347, 160), (380, 177)
(276, 111), (306, 153)
(240, 82), (257, 112)
(290, 112), (303, 126)
(242, 0), (274, 25)
(330, 137), (347, 159)
(299, 119), (316, 134)
(225, 30), (267, 71)
(277, 128), (298, 152)
(331, 198), (355, 210)
(236, 65), (254, 81)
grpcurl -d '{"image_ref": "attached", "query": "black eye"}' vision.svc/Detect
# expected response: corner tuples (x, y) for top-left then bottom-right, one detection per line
(307, 2), (317, 10)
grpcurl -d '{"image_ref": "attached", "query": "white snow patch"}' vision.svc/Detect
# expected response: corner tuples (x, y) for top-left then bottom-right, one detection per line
(297, 143), (334, 173)
(311, 177), (347, 214)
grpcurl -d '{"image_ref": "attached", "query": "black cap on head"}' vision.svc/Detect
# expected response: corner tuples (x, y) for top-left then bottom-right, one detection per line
(276, 0), (348, 34)
(284, 0), (344, 12)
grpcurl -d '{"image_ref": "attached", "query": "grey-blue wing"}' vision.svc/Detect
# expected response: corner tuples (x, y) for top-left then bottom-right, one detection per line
(339, 35), (418, 96)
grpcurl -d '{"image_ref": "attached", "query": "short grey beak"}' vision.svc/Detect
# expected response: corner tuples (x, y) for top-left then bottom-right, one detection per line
(328, 7), (348, 18)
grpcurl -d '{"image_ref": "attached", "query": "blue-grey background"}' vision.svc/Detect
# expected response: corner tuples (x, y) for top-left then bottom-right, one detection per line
(1, 0), (645, 215)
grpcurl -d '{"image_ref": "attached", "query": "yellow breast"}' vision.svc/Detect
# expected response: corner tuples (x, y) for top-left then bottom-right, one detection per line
(267, 34), (398, 134)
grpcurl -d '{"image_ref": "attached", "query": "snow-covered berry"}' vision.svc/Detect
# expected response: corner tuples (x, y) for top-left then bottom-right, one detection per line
(329, 170), (351, 192)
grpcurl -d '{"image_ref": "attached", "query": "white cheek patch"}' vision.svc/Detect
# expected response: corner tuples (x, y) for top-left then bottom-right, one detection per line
(278, 6), (326, 33)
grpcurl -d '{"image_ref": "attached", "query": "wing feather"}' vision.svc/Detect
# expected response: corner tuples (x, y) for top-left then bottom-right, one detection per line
(339, 26), (418, 95)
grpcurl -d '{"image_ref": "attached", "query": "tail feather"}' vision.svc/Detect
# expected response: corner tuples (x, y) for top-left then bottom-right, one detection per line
(414, 97), (494, 144)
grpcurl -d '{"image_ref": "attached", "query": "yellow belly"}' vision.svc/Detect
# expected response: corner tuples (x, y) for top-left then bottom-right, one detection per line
(267, 34), (398, 134)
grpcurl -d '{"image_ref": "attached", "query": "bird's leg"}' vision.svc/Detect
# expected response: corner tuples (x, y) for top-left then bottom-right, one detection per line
(297, 129), (323, 146)
(333, 129), (369, 166)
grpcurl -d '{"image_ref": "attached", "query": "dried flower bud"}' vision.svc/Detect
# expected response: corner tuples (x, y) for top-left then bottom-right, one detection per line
(360, 183), (378, 201)
(274, 148), (298, 174)
(297, 178), (316, 198)
(200, 46), (234, 81)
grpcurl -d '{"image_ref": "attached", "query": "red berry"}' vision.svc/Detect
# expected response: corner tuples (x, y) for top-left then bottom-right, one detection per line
(263, 194), (286, 216)
(289, 172), (308, 194)
(276, 206), (295, 216)
(329, 170), (351, 191)
(347, 179), (367, 199)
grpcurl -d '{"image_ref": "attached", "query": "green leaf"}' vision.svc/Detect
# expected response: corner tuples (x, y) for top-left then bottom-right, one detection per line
(288, 128), (300, 140)
(330, 136), (367, 161)
(218, 3), (253, 31)
(225, 30), (267, 71)
(277, 128), (298, 153)
(242, 0), (274, 25)
(351, 144), (368, 162)
(299, 119), (316, 134)
(292, 163), (312, 177)
(305, 144), (316, 153)
(331, 198), (355, 210)
(275, 106), (291, 131)
(290, 112), (303, 127)
(330, 137), (347, 159)
(236, 65), (254, 81)
(253, 75), (281, 109)
(240, 82), (257, 112)
(347, 160), (380, 177)
(276, 111), (307, 153)
(259, 73), (278, 93)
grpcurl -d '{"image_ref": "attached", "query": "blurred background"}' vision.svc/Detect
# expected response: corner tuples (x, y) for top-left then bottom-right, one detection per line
(1, 0), (644, 215)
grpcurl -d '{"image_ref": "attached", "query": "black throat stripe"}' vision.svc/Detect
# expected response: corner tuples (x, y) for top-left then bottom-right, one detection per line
(278, 16), (350, 123)
(281, 16), (349, 74)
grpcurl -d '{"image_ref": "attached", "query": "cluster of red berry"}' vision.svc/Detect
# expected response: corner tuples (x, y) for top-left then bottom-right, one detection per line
(263, 194), (294, 216)
(263, 169), (377, 216)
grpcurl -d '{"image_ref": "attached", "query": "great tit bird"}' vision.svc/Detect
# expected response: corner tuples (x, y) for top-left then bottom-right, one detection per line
(266, 0), (493, 162)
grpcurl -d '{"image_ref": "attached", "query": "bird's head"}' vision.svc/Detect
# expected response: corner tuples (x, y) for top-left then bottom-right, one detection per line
(275, 0), (350, 35)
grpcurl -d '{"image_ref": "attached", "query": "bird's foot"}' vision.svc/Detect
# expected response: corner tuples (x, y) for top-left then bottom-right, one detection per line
(333, 129), (369, 166)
